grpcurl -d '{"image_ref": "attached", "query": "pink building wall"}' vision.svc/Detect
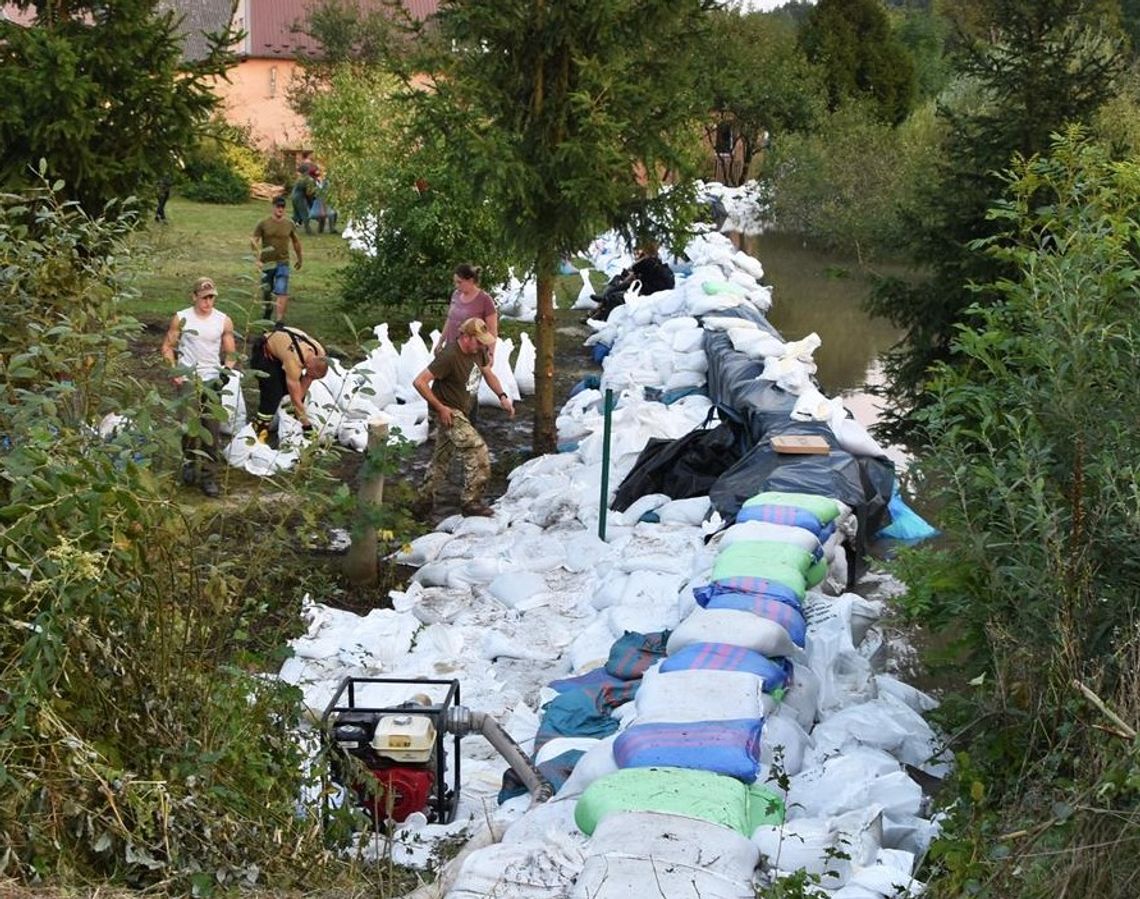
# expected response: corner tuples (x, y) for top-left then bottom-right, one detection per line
(212, 59), (310, 152)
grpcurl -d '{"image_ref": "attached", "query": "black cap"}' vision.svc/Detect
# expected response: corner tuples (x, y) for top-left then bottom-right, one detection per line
(273, 195), (286, 206)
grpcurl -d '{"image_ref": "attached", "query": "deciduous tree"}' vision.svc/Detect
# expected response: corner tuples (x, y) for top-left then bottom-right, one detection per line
(696, 8), (826, 185)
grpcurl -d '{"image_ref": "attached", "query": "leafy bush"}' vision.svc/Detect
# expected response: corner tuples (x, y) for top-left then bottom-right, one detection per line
(180, 161), (251, 204)
(180, 117), (262, 204)
(902, 130), (1140, 897)
(765, 99), (940, 258)
(0, 182), (359, 891)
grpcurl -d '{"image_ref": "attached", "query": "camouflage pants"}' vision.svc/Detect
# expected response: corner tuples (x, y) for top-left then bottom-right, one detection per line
(420, 411), (490, 506)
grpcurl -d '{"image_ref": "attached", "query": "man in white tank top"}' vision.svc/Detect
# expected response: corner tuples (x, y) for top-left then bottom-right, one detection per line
(161, 277), (237, 497)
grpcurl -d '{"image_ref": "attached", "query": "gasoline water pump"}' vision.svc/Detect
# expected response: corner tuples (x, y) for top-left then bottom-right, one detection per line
(323, 676), (461, 825)
(322, 676), (553, 828)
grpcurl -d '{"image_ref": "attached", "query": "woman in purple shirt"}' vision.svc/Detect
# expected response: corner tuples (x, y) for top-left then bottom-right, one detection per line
(435, 263), (499, 360)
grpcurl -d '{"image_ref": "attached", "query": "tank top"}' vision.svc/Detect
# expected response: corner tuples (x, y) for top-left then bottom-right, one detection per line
(176, 307), (227, 382)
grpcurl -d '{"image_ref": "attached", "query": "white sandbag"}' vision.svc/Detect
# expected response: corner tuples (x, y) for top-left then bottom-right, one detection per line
(789, 749), (922, 820)
(448, 840), (581, 898)
(875, 675), (939, 714)
(728, 327), (785, 359)
(780, 661), (821, 731)
(394, 531), (454, 566)
(634, 668), (768, 723)
(843, 858), (924, 897)
(478, 337), (521, 405)
(673, 350), (709, 373)
(573, 851), (754, 899)
(759, 712), (813, 776)
(733, 250), (765, 281)
(590, 810), (759, 872)
(568, 616), (618, 673)
(671, 326), (706, 353)
(831, 414), (888, 458)
(807, 694), (940, 771)
(753, 808), (881, 890)
(761, 355), (815, 395)
(667, 607), (800, 659)
(557, 735), (619, 798)
(784, 332), (822, 363)
(655, 496), (711, 526)
(513, 330), (536, 395)
(581, 811), (759, 895)
(397, 320), (432, 389)
(487, 571), (550, 610)
(218, 370), (246, 435)
(535, 736), (601, 766)
(573, 267), (599, 310)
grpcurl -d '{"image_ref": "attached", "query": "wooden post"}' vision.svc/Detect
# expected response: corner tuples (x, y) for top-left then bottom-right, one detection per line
(343, 419), (389, 586)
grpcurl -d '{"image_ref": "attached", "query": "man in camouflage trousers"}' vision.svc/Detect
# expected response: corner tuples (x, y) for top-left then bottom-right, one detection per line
(412, 317), (514, 517)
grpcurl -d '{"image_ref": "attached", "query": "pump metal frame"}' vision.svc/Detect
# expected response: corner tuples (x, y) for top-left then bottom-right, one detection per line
(321, 675), (462, 824)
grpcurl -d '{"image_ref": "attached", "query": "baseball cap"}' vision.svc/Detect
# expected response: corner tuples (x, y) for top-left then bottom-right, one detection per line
(459, 317), (495, 347)
(273, 195), (287, 206)
(192, 277), (217, 297)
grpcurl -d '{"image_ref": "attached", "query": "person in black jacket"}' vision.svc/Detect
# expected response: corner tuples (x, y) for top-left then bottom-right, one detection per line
(589, 242), (675, 321)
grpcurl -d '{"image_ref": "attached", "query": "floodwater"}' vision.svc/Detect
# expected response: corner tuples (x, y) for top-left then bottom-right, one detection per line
(733, 231), (910, 470)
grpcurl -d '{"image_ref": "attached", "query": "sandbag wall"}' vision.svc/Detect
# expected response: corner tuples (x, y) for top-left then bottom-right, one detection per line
(507, 232), (936, 898)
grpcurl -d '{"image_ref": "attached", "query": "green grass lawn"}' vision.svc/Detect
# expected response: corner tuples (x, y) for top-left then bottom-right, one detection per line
(124, 195), (590, 357)
(125, 195), (357, 345)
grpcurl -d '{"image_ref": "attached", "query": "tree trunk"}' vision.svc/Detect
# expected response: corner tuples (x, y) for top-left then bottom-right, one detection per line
(532, 254), (557, 455)
(343, 419), (389, 586)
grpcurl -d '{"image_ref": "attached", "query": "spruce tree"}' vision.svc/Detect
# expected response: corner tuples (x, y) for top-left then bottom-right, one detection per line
(867, 0), (1126, 440)
(0, 1), (238, 214)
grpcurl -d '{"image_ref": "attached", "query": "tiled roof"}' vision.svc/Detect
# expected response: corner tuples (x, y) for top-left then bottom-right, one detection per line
(244, 0), (439, 59)
(160, 0), (237, 61)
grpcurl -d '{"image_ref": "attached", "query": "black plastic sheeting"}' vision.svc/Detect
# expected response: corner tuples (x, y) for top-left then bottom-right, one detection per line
(610, 304), (895, 576)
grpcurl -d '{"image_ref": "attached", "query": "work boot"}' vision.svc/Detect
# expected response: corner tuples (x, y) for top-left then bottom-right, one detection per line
(181, 461), (198, 486)
(460, 502), (494, 517)
(199, 473), (220, 498)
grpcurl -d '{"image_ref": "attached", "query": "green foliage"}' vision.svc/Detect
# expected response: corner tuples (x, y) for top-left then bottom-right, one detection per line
(867, 0), (1128, 440)
(180, 117), (262, 205)
(798, 0), (917, 125)
(901, 130), (1140, 897)
(0, 184), (351, 889)
(766, 99), (941, 257)
(894, 4), (953, 102)
(180, 164), (251, 205)
(695, 9), (827, 185)
(0, 1), (239, 215)
(407, 0), (711, 452)
(302, 63), (511, 315)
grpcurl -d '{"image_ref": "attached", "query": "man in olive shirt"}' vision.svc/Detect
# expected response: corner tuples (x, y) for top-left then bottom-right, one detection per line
(412, 318), (514, 517)
(250, 195), (303, 322)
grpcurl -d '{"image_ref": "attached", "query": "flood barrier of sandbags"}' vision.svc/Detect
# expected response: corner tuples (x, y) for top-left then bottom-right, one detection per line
(461, 227), (938, 898)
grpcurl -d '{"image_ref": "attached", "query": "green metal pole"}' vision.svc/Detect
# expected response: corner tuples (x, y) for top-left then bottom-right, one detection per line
(598, 388), (614, 540)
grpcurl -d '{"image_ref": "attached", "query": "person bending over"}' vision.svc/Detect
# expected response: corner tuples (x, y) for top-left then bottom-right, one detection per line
(413, 317), (514, 517)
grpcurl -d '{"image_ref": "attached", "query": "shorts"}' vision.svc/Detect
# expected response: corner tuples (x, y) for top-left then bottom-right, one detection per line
(261, 262), (290, 297)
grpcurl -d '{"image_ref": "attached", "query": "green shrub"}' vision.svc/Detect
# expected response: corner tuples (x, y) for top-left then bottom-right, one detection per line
(903, 129), (1140, 898)
(0, 182), (361, 891)
(180, 117), (262, 204)
(180, 161), (251, 203)
(765, 99), (941, 258)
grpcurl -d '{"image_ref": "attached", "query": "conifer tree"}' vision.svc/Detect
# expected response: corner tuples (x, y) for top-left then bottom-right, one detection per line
(867, 0), (1126, 439)
(399, 0), (712, 453)
(0, 1), (238, 213)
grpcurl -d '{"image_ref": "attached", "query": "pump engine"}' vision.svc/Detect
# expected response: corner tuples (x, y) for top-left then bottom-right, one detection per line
(322, 677), (461, 825)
